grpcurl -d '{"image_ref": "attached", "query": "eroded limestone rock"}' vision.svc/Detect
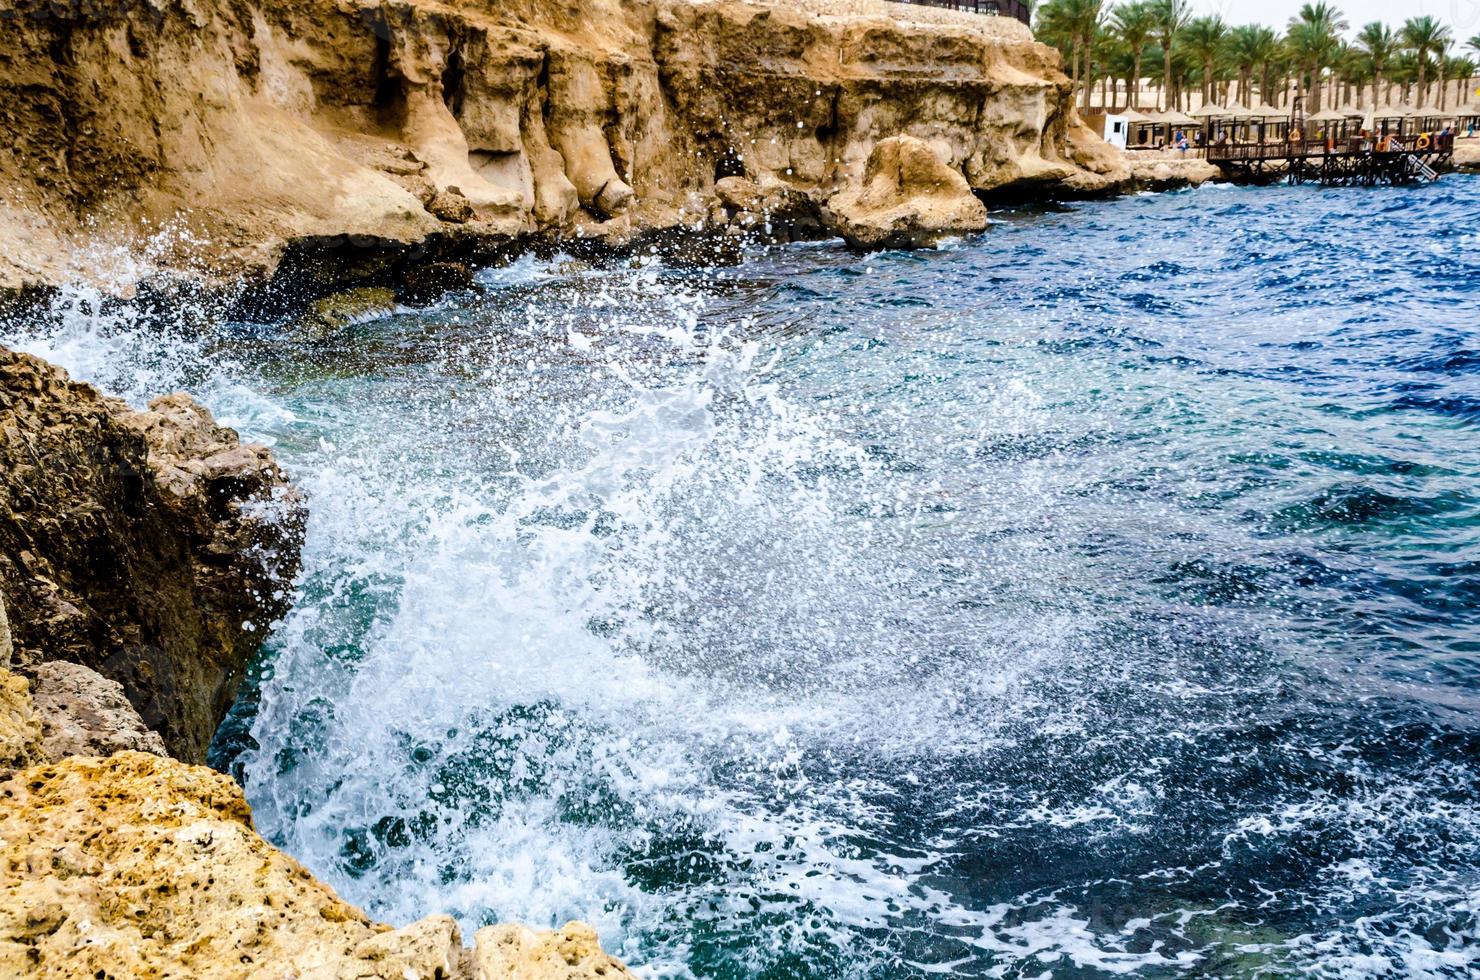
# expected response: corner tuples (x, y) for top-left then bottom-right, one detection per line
(0, 0), (1123, 294)
(30, 661), (167, 760)
(0, 753), (636, 979)
(826, 136), (990, 249)
(0, 591), (10, 667)
(714, 176), (763, 212)
(473, 922), (634, 980)
(0, 347), (304, 761)
(1125, 154), (1223, 191)
(429, 187), (478, 224)
(0, 670), (41, 769)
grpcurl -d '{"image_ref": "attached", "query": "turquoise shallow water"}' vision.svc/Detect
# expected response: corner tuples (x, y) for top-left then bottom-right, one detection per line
(10, 176), (1480, 977)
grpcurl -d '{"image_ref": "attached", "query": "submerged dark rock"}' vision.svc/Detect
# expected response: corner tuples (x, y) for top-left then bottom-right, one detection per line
(289, 286), (399, 342)
(0, 347), (304, 761)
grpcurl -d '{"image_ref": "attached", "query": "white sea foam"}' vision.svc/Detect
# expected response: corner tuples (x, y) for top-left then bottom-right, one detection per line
(8, 237), (1480, 979)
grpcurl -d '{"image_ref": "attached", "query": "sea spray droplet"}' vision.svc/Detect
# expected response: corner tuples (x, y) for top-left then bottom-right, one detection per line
(10, 184), (1480, 979)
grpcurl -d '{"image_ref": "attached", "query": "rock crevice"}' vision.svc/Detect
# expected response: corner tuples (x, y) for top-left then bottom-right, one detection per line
(0, 347), (635, 977)
(0, 347), (304, 762)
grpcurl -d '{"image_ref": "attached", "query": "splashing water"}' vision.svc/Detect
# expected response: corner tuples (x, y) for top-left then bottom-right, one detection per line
(8, 178), (1480, 978)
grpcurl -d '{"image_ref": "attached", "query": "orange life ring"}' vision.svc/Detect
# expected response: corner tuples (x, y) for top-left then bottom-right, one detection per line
(1415, 133), (1432, 150)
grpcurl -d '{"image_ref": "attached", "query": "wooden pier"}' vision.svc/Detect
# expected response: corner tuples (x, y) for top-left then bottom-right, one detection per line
(1207, 135), (1455, 186)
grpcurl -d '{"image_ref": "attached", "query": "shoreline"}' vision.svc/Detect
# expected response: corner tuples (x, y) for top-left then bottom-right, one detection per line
(0, 0), (1126, 307)
(3, 163), (1477, 978)
(13, 159), (1475, 339)
(1, 0), (1477, 972)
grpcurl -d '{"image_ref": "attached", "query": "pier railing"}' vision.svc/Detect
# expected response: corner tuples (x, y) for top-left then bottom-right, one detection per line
(1206, 132), (1455, 164)
(890, 0), (1032, 25)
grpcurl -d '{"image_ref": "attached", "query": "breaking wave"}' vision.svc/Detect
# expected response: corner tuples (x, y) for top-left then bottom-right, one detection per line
(6, 176), (1480, 978)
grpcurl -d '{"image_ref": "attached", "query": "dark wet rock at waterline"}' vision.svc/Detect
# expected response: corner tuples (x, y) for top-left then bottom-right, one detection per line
(0, 347), (304, 761)
(399, 261), (477, 306)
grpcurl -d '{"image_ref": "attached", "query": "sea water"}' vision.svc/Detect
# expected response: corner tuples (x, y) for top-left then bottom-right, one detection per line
(8, 177), (1480, 978)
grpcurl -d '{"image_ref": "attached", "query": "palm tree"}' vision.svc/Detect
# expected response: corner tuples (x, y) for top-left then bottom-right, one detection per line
(1266, 34), (1295, 106)
(1286, 22), (1329, 111)
(1100, 32), (1139, 109)
(1435, 35), (1454, 109)
(1356, 23), (1397, 108)
(1228, 25), (1277, 105)
(1389, 50), (1418, 103)
(1170, 42), (1196, 110)
(1035, 1), (1074, 72)
(1090, 25), (1119, 107)
(1111, 1), (1158, 108)
(1035, 0), (1106, 112)
(1446, 56), (1476, 108)
(1401, 16), (1451, 108)
(1184, 16), (1228, 105)
(1288, 3), (1348, 111)
(1152, 0), (1189, 110)
(1333, 43), (1366, 108)
(1076, 0), (1108, 112)
(1466, 42), (1480, 111)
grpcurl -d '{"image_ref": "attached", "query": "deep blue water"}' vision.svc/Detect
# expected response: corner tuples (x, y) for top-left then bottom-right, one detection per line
(12, 175), (1480, 978)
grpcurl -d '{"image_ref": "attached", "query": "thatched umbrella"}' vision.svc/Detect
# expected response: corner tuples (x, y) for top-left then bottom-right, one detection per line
(1188, 102), (1226, 121)
(1374, 102), (1418, 137)
(1160, 109), (1199, 128)
(1307, 107), (1347, 135)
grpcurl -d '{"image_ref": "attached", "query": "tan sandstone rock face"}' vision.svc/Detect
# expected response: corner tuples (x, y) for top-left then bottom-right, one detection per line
(0, 0), (1124, 291)
(1450, 140), (1479, 171)
(0, 662), (164, 767)
(472, 922), (633, 980)
(0, 753), (637, 980)
(0, 347), (304, 762)
(0, 671), (42, 770)
(0, 591), (10, 667)
(826, 135), (990, 248)
(29, 661), (168, 760)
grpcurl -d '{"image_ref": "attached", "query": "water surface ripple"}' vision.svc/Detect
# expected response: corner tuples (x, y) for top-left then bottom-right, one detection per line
(9, 177), (1480, 978)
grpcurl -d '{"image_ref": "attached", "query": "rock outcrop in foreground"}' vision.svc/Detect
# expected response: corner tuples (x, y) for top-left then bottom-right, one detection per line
(0, 0), (1125, 294)
(0, 347), (304, 761)
(0, 349), (634, 977)
(0, 751), (636, 979)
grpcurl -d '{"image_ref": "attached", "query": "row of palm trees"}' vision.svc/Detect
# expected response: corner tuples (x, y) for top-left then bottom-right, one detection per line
(1033, 0), (1480, 119)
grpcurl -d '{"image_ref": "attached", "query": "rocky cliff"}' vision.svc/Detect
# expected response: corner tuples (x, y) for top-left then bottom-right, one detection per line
(0, 347), (634, 977)
(0, 747), (638, 979)
(0, 0), (1124, 298)
(0, 347), (304, 761)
